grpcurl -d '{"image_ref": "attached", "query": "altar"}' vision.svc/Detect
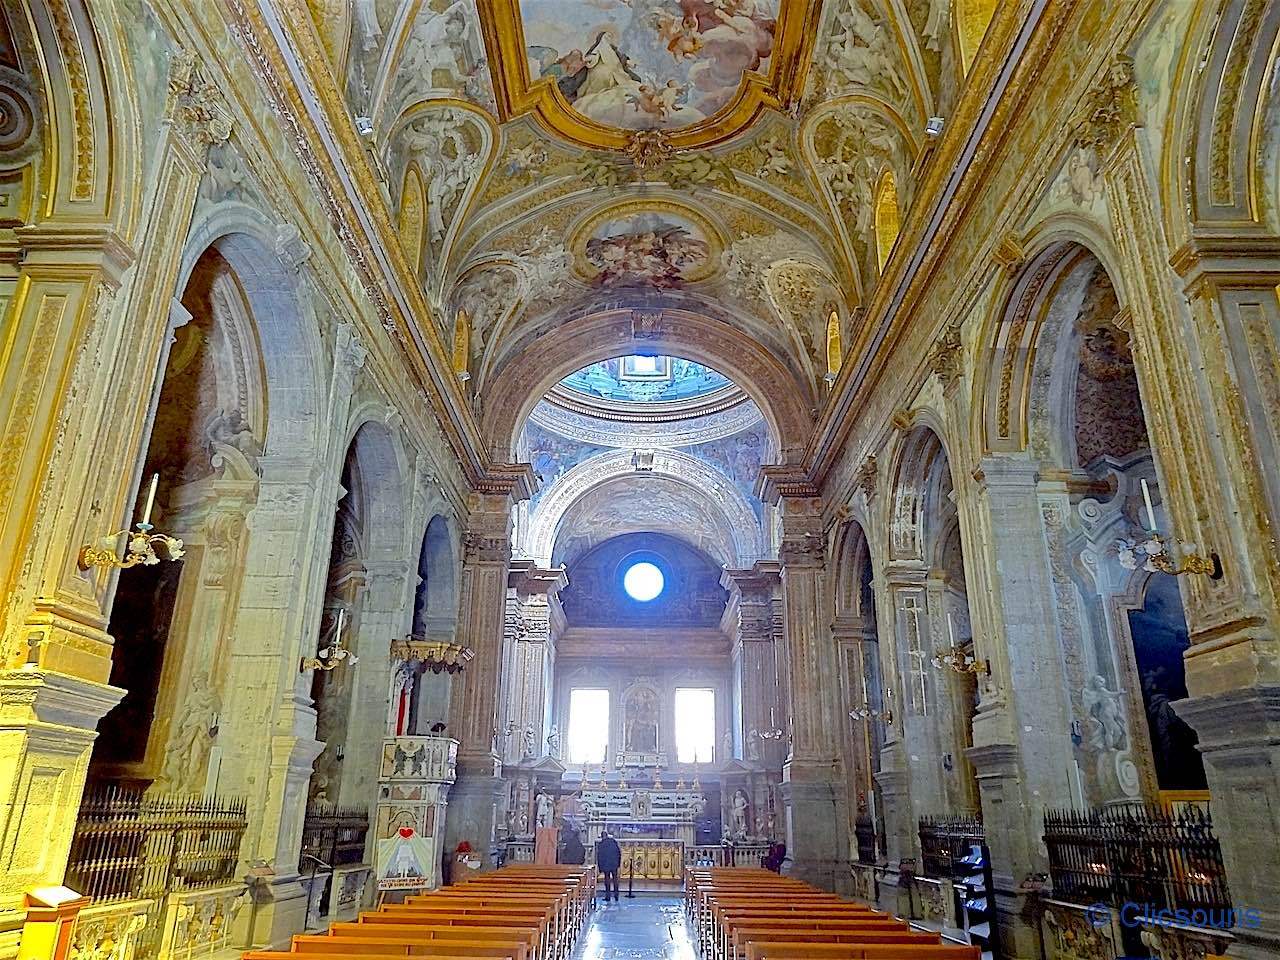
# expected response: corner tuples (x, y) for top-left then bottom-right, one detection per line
(612, 838), (684, 882)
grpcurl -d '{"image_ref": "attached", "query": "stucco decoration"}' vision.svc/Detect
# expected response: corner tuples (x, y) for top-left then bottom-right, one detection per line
(523, 447), (763, 565)
(806, 97), (917, 288)
(385, 101), (494, 301)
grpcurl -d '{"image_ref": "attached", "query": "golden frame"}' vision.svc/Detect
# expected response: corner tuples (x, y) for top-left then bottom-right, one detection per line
(477, 0), (826, 151)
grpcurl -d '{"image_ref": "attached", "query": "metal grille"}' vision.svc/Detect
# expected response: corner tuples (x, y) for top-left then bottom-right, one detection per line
(298, 804), (370, 873)
(1043, 806), (1231, 914)
(917, 814), (984, 878)
(64, 782), (248, 903)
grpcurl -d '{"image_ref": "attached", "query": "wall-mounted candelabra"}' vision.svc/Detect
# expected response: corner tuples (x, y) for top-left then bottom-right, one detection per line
(78, 474), (185, 570)
(931, 612), (990, 676)
(849, 686), (893, 725)
(1117, 479), (1220, 578)
(301, 608), (359, 672)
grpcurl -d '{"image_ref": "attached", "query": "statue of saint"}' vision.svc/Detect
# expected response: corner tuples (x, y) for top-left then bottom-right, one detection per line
(546, 724), (561, 759)
(535, 790), (556, 829)
(729, 789), (750, 839)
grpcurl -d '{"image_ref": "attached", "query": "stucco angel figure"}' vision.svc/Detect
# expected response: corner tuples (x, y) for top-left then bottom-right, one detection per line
(162, 672), (221, 792)
(1082, 674), (1127, 752)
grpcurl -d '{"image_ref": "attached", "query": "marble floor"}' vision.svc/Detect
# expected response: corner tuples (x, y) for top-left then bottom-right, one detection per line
(569, 894), (697, 959)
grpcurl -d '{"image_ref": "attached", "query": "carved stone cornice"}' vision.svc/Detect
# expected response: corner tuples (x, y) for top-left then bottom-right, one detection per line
(507, 559), (568, 597)
(1071, 56), (1137, 154)
(755, 466), (819, 506)
(475, 463), (537, 502)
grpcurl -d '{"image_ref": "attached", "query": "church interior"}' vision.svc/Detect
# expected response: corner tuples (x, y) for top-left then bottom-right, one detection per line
(2, 0), (1279, 958)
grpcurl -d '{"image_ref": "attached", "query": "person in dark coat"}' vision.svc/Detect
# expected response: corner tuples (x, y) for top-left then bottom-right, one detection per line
(562, 830), (586, 865)
(596, 830), (623, 903)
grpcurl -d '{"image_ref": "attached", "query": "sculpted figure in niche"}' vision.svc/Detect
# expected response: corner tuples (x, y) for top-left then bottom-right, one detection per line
(546, 724), (561, 759)
(624, 687), (659, 753)
(523, 723), (537, 760)
(535, 790), (556, 829)
(1082, 674), (1126, 752)
(729, 789), (750, 839)
(163, 672), (221, 792)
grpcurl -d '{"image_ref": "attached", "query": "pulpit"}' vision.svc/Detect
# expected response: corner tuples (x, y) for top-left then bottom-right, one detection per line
(374, 735), (457, 892)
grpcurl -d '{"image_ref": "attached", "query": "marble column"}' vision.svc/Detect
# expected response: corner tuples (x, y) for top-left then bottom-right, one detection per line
(341, 559), (414, 808)
(445, 481), (529, 866)
(723, 564), (785, 770)
(966, 457), (1077, 960)
(497, 562), (566, 768)
(227, 325), (367, 948)
(760, 488), (850, 891)
(0, 57), (230, 914)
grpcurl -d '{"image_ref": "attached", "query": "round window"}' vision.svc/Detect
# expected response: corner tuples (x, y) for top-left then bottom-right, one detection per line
(622, 561), (665, 602)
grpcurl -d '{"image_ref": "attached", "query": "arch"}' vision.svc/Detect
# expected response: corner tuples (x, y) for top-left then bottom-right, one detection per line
(178, 205), (326, 461)
(342, 414), (410, 562)
(399, 164), (426, 275)
(1166, 0), (1280, 235)
(974, 239), (1099, 455)
(826, 309), (844, 378)
(524, 448), (763, 567)
(832, 519), (875, 621)
(480, 307), (815, 464)
(414, 513), (459, 637)
(22, 0), (140, 221)
(887, 425), (953, 563)
(874, 170), (900, 273)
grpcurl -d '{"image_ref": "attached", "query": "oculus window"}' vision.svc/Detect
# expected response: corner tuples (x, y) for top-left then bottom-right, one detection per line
(674, 688), (716, 764)
(623, 561), (664, 602)
(567, 688), (610, 765)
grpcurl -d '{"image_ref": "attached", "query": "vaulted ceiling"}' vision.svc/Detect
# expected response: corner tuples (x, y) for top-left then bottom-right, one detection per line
(298, 0), (993, 442)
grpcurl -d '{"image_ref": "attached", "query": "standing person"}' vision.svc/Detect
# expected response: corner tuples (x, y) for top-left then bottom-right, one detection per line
(596, 830), (622, 903)
(562, 829), (586, 865)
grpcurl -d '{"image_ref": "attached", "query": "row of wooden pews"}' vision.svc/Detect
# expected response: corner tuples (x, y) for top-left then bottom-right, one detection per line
(244, 865), (596, 960)
(685, 867), (981, 960)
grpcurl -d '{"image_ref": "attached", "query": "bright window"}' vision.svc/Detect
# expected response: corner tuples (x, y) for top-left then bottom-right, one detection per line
(567, 688), (610, 765)
(623, 561), (664, 602)
(674, 688), (716, 764)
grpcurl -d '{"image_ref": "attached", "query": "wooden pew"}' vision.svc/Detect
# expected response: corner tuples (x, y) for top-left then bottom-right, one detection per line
(745, 944), (980, 960)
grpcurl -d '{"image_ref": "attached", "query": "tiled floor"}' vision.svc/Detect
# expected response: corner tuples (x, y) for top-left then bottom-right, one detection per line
(569, 894), (697, 959)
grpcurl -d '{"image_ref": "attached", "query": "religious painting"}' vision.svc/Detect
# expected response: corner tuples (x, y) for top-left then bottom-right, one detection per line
(577, 210), (713, 288)
(623, 685), (660, 753)
(520, 0), (779, 129)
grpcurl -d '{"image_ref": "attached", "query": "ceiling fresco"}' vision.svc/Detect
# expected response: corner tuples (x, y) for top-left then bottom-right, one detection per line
(297, 0), (990, 437)
(519, 0), (780, 130)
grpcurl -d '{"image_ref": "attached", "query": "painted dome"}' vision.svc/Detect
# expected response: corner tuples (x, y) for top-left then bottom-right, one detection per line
(560, 356), (730, 404)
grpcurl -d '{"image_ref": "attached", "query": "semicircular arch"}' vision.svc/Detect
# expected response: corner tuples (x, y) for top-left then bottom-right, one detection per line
(525, 448), (763, 568)
(481, 307), (814, 464)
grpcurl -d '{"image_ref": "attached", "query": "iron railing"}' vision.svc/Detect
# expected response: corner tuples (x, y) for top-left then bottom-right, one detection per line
(64, 782), (248, 903)
(1044, 806), (1231, 914)
(298, 804), (370, 873)
(918, 814), (984, 878)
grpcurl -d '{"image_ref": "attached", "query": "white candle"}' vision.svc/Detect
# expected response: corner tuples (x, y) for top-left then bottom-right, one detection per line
(1141, 478), (1157, 531)
(335, 608), (346, 641)
(140, 473), (159, 526)
(946, 611), (956, 648)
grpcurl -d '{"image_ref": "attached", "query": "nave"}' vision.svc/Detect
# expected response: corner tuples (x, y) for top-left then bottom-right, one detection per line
(568, 897), (694, 960)
(5, 0), (1280, 959)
